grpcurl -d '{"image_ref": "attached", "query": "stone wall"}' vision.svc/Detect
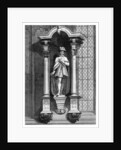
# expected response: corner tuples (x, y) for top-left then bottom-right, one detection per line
(76, 26), (96, 113)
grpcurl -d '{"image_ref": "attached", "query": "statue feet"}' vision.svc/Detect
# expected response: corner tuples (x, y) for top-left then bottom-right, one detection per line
(55, 93), (60, 97)
(54, 94), (65, 97)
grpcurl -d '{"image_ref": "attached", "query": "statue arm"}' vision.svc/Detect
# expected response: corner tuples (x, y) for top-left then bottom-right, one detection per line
(64, 60), (69, 66)
(51, 57), (60, 76)
(60, 57), (69, 66)
(51, 58), (58, 75)
(54, 57), (60, 69)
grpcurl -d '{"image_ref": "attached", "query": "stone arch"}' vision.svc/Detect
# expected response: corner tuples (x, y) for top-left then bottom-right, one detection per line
(39, 26), (85, 40)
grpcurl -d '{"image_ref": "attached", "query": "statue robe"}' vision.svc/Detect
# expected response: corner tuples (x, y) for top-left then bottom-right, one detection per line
(51, 55), (70, 96)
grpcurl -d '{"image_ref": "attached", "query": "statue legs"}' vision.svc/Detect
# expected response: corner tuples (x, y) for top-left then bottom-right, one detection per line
(56, 77), (62, 96)
(53, 77), (66, 114)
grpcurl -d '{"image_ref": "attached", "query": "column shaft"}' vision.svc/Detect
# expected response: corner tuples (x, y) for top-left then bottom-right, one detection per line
(71, 55), (77, 96)
(44, 56), (49, 97)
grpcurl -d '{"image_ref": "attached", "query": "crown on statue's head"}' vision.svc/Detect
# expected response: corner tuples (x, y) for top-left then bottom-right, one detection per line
(60, 47), (66, 51)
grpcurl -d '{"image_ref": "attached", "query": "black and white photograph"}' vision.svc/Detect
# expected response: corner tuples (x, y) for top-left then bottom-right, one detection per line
(8, 8), (113, 142)
(25, 25), (97, 125)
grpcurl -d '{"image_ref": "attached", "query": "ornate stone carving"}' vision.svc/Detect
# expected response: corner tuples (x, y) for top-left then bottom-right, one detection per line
(38, 26), (84, 123)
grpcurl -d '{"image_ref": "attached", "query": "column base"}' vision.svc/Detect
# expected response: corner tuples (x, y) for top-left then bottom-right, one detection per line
(67, 95), (81, 123)
(40, 110), (52, 114)
(39, 113), (53, 124)
(68, 110), (80, 113)
(39, 96), (53, 124)
(68, 95), (81, 113)
(66, 112), (81, 123)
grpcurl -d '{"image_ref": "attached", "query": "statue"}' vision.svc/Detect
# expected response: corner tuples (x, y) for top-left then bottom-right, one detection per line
(51, 47), (70, 97)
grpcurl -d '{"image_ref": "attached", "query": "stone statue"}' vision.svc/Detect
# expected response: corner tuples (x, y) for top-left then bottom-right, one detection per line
(51, 47), (70, 97)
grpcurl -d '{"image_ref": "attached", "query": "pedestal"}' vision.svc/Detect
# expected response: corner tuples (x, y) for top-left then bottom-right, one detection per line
(67, 96), (81, 123)
(41, 97), (51, 114)
(68, 96), (80, 113)
(54, 96), (66, 114)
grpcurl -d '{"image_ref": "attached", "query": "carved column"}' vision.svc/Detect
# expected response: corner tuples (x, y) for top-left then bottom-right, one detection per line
(40, 40), (52, 123)
(71, 39), (77, 96)
(43, 41), (50, 98)
(67, 38), (81, 123)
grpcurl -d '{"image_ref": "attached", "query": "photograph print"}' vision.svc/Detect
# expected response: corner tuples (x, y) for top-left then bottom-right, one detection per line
(25, 25), (96, 125)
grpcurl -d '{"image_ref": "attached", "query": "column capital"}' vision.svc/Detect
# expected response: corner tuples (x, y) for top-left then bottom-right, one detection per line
(40, 39), (50, 57)
(69, 37), (84, 55)
(70, 38), (78, 55)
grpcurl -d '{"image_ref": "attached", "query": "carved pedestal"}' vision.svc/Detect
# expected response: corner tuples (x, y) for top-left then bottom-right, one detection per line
(69, 96), (80, 113)
(41, 97), (51, 113)
(67, 96), (81, 123)
(54, 96), (66, 114)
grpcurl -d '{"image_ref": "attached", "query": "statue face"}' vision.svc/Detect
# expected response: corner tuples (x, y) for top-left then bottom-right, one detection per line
(60, 50), (64, 55)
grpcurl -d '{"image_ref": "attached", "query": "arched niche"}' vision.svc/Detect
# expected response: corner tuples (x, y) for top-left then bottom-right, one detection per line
(38, 26), (84, 72)
(39, 26), (85, 40)
(38, 26), (85, 121)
